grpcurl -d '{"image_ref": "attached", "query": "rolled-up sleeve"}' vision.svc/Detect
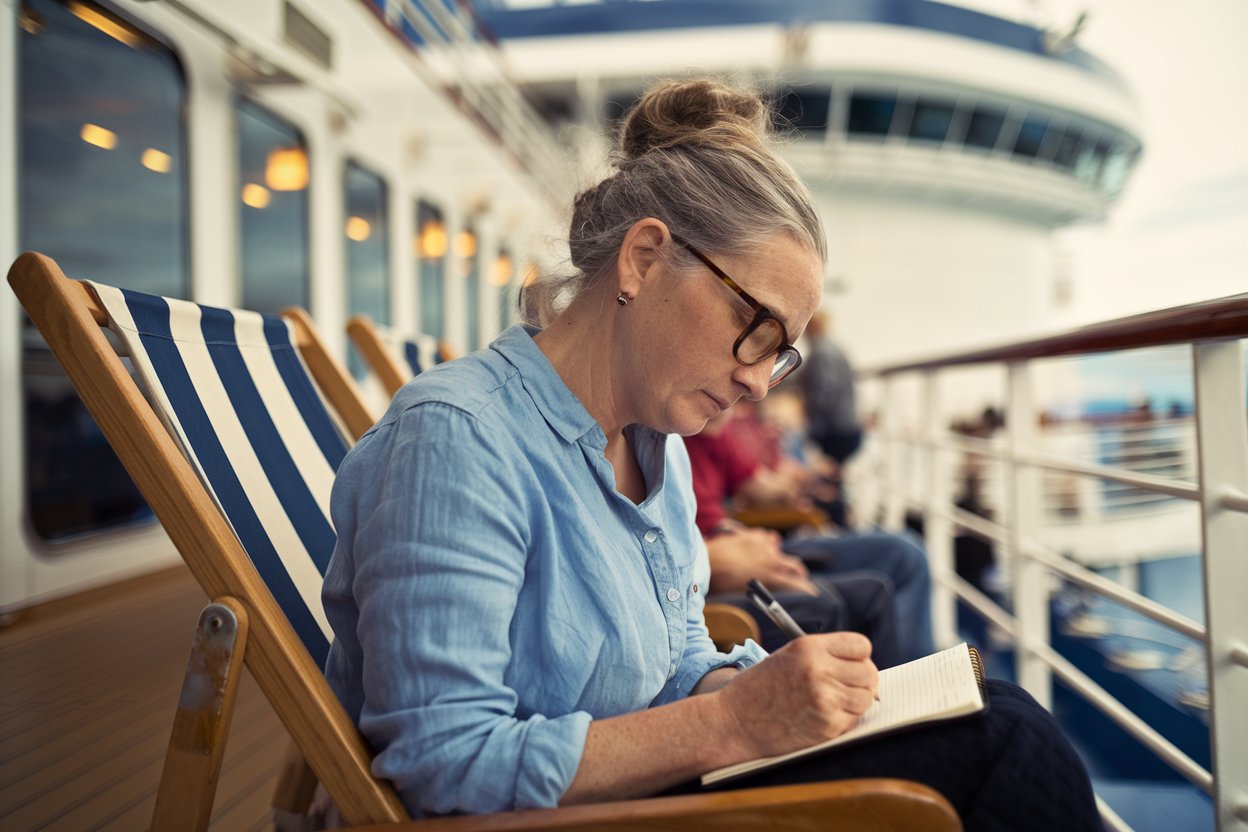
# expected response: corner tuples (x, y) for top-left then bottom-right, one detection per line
(343, 404), (590, 816)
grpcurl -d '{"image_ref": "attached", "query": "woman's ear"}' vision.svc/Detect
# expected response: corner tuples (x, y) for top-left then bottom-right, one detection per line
(615, 218), (671, 300)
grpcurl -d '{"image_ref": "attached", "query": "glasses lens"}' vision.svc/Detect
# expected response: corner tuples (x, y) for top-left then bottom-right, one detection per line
(737, 319), (785, 364)
(768, 349), (802, 388)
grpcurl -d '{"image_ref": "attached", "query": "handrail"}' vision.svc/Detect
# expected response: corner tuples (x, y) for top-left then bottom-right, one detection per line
(866, 292), (1248, 375)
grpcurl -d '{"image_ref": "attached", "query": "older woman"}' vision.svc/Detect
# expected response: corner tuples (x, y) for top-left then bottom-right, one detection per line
(323, 78), (1100, 830)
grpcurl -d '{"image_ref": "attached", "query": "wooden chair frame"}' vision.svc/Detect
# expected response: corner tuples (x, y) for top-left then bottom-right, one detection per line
(9, 252), (960, 831)
(347, 314), (453, 398)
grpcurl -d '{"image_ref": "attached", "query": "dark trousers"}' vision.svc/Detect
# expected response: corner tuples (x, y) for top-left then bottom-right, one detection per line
(716, 573), (901, 668)
(688, 680), (1101, 831)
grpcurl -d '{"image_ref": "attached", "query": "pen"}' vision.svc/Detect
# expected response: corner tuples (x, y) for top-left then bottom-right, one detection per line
(746, 578), (880, 701)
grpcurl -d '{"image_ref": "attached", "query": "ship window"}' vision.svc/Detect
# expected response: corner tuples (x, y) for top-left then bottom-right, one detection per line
(18, 0), (187, 541)
(963, 105), (1006, 150)
(493, 246), (515, 335)
(459, 222), (481, 352)
(1074, 138), (1110, 184)
(1011, 115), (1050, 160)
(1051, 127), (1083, 171)
(345, 161), (390, 377)
(1100, 146), (1135, 197)
(416, 201), (446, 339)
(908, 98), (956, 143)
(846, 93), (897, 137)
(237, 100), (310, 314)
(773, 87), (831, 134)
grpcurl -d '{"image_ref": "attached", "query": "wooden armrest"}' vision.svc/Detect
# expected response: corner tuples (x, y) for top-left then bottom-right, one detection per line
(345, 779), (960, 831)
(704, 603), (761, 651)
(732, 506), (829, 533)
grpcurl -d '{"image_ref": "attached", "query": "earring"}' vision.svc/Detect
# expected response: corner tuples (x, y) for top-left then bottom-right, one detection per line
(616, 293), (631, 306)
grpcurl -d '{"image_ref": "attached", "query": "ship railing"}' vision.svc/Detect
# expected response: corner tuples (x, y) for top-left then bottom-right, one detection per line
(378, 0), (570, 206)
(852, 293), (1248, 831)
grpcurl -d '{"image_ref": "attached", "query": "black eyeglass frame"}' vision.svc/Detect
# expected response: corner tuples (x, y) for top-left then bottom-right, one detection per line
(671, 234), (802, 385)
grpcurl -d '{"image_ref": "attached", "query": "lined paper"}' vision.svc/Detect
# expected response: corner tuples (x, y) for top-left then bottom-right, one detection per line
(703, 643), (985, 786)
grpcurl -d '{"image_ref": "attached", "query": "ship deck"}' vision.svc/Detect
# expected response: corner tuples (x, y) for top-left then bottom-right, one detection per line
(0, 566), (289, 831)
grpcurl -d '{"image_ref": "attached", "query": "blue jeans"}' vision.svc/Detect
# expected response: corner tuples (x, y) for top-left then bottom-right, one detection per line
(784, 530), (934, 664)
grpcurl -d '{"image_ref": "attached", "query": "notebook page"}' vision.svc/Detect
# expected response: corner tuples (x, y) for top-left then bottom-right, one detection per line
(703, 642), (983, 785)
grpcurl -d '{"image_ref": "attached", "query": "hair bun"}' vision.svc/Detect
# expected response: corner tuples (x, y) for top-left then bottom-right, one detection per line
(618, 78), (771, 162)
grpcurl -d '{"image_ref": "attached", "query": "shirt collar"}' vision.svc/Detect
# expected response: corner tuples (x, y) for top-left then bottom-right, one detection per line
(491, 325), (603, 445)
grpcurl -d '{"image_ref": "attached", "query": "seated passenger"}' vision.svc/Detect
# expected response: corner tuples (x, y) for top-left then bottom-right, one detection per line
(686, 405), (935, 663)
(323, 78), (1100, 830)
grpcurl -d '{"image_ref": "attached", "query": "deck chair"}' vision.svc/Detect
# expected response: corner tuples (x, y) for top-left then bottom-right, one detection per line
(8, 251), (961, 832)
(346, 314), (452, 398)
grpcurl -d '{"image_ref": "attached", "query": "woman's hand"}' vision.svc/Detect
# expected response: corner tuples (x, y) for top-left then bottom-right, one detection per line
(713, 632), (879, 759)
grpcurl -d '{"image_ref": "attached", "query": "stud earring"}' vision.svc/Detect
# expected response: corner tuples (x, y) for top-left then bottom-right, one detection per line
(616, 293), (631, 306)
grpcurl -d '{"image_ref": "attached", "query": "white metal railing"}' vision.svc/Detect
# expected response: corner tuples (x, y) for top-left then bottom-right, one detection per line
(380, 0), (571, 207)
(852, 294), (1248, 830)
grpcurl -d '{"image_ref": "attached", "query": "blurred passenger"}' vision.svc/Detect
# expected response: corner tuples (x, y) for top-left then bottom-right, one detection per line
(798, 309), (862, 466)
(686, 407), (934, 664)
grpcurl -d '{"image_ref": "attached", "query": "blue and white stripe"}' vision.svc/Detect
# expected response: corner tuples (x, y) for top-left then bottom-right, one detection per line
(89, 282), (347, 667)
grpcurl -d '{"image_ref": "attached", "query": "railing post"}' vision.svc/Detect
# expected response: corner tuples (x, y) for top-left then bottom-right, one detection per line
(1192, 340), (1248, 831)
(923, 372), (957, 648)
(1007, 361), (1051, 708)
(882, 375), (906, 532)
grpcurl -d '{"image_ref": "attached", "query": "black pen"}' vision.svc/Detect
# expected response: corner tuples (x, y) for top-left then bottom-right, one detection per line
(745, 578), (880, 701)
(745, 579), (806, 640)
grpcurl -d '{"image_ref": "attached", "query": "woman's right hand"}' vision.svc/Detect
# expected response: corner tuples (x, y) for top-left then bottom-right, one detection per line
(714, 632), (879, 759)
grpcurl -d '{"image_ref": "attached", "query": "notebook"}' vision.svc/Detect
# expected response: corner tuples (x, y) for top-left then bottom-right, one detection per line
(702, 642), (988, 787)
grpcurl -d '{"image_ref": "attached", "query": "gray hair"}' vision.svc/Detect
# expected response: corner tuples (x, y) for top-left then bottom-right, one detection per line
(522, 78), (827, 325)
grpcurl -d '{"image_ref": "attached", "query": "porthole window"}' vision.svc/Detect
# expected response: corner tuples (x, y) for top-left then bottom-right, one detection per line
(345, 162), (389, 377)
(18, 0), (188, 541)
(237, 100), (310, 314)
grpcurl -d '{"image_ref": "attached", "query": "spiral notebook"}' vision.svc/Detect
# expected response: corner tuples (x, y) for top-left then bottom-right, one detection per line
(702, 642), (988, 787)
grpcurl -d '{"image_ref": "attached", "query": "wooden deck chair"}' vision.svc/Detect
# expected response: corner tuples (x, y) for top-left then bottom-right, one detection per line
(347, 314), (452, 398)
(8, 251), (960, 832)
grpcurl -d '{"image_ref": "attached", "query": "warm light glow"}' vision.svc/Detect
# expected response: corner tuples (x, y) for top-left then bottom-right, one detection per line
(521, 262), (540, 287)
(418, 220), (448, 259)
(455, 230), (477, 259)
(80, 123), (117, 150)
(241, 183), (271, 209)
(69, 2), (141, 47)
(265, 147), (308, 191)
(346, 216), (372, 242)
(141, 148), (171, 173)
(490, 254), (513, 287)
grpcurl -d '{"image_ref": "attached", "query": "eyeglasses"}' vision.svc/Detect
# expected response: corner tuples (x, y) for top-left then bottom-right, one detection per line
(672, 234), (802, 388)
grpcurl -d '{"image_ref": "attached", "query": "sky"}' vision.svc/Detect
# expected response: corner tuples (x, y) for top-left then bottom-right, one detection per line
(957, 0), (1248, 323)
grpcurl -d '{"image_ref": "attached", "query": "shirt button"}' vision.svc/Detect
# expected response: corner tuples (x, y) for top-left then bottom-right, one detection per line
(643, 529), (658, 543)
(666, 588), (681, 602)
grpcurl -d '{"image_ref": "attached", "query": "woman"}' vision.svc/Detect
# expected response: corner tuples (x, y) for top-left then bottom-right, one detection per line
(322, 78), (1100, 829)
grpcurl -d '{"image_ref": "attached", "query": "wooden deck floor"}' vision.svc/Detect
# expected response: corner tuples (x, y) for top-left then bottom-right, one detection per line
(0, 566), (290, 831)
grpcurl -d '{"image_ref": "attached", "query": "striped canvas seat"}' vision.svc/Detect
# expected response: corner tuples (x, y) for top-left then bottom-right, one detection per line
(90, 282), (344, 667)
(346, 314), (449, 398)
(398, 330), (443, 376)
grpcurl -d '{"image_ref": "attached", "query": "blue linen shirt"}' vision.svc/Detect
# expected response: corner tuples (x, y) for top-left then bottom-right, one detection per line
(323, 325), (766, 818)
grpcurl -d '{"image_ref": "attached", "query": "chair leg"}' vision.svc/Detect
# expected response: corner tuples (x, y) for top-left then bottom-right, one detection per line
(152, 597), (250, 832)
(272, 740), (321, 831)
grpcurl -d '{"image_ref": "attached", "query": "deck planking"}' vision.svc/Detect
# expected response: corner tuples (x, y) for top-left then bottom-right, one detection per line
(0, 565), (289, 831)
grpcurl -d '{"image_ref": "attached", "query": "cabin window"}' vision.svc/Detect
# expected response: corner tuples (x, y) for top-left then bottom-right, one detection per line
(416, 201), (446, 340)
(962, 105), (1007, 151)
(18, 0), (187, 541)
(458, 223), (481, 352)
(1011, 115), (1051, 160)
(492, 247), (514, 335)
(908, 98), (956, 144)
(344, 161), (389, 377)
(237, 100), (310, 314)
(1050, 126), (1083, 171)
(773, 87), (831, 135)
(846, 92), (897, 137)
